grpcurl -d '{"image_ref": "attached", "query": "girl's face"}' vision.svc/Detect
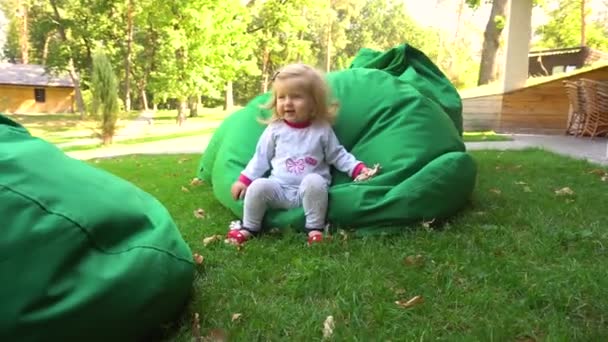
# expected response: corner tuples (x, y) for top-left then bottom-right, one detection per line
(274, 77), (314, 123)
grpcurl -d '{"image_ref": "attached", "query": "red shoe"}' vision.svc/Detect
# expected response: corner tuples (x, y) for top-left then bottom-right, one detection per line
(226, 229), (250, 245)
(307, 233), (323, 246)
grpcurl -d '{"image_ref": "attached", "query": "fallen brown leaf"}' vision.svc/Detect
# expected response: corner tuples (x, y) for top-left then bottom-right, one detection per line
(404, 254), (425, 266)
(181, 186), (190, 193)
(490, 188), (502, 195)
(421, 218), (435, 229)
(194, 208), (205, 219)
(515, 335), (537, 342)
(203, 235), (223, 246)
(554, 187), (574, 196)
(204, 328), (227, 342)
(193, 253), (204, 265)
(323, 315), (335, 340)
(190, 177), (204, 186)
(395, 295), (424, 308)
(588, 169), (606, 176)
(231, 313), (242, 322)
(192, 313), (201, 341)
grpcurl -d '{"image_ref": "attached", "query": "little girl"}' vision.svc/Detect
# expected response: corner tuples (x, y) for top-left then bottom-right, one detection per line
(227, 63), (374, 245)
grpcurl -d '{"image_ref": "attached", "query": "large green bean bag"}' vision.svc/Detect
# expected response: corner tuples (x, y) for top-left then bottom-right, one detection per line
(0, 115), (194, 341)
(198, 44), (477, 235)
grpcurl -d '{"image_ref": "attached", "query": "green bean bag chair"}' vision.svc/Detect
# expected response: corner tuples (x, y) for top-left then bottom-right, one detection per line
(198, 44), (477, 235)
(0, 115), (194, 341)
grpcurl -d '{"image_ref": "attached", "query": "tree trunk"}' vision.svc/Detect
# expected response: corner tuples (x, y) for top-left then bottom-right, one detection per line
(189, 96), (199, 117)
(581, 0), (586, 46)
(177, 100), (187, 126)
(124, 0), (134, 112)
(140, 86), (149, 111)
(261, 44), (270, 93)
(224, 81), (234, 111)
(477, 0), (508, 86)
(325, 0), (332, 72)
(18, 0), (28, 64)
(50, 0), (86, 118)
(42, 33), (52, 65)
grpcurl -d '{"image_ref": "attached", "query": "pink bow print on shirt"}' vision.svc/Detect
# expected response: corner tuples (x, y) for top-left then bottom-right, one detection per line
(285, 158), (306, 174)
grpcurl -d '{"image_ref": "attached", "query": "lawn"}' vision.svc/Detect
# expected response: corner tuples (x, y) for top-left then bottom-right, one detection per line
(7, 111), (507, 151)
(6, 108), (232, 148)
(94, 149), (608, 341)
(463, 131), (512, 142)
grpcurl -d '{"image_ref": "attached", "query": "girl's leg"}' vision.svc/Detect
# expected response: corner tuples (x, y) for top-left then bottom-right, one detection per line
(241, 178), (287, 232)
(298, 174), (328, 242)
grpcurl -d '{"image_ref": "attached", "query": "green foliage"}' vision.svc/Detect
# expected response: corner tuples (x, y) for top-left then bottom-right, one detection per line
(9, 0), (480, 109)
(91, 49), (119, 144)
(535, 0), (608, 51)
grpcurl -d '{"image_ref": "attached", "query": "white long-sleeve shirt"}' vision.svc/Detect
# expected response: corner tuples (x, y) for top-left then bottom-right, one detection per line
(239, 120), (365, 187)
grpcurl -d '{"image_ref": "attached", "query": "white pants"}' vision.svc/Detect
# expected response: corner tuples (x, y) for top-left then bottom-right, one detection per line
(243, 174), (328, 232)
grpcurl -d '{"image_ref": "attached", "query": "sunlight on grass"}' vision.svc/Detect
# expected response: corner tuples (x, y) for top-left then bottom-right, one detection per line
(463, 131), (511, 142)
(93, 151), (608, 341)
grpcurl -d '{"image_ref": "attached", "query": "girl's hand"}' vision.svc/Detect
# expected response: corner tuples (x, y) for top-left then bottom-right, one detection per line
(231, 181), (248, 200)
(354, 163), (381, 182)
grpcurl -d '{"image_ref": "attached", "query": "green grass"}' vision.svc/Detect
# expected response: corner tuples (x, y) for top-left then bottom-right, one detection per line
(94, 150), (608, 341)
(61, 127), (216, 152)
(463, 131), (512, 142)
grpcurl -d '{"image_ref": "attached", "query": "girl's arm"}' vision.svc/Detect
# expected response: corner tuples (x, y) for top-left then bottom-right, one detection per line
(324, 128), (366, 179)
(238, 126), (275, 185)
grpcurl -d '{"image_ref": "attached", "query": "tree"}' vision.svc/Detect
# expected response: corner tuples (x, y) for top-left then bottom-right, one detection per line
(535, 0), (608, 51)
(478, 0), (507, 85)
(91, 49), (119, 145)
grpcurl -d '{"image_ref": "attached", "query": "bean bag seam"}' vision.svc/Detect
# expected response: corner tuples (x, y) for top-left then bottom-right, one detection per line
(0, 184), (194, 265)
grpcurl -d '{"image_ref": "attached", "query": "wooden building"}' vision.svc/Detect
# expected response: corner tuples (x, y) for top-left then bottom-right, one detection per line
(462, 65), (608, 134)
(529, 46), (608, 77)
(0, 63), (75, 114)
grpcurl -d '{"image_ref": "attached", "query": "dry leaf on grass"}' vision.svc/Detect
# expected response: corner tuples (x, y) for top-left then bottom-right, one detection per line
(395, 295), (424, 308)
(204, 328), (227, 342)
(323, 315), (335, 340)
(192, 253), (204, 265)
(192, 313), (201, 341)
(394, 288), (407, 295)
(231, 313), (242, 322)
(194, 208), (205, 219)
(421, 219), (435, 229)
(554, 187), (574, 196)
(181, 186), (190, 193)
(404, 254), (425, 266)
(190, 177), (204, 186)
(490, 188), (502, 195)
(203, 235), (223, 246)
(588, 169), (607, 176)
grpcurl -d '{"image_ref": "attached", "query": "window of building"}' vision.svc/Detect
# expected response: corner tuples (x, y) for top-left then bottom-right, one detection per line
(34, 88), (46, 103)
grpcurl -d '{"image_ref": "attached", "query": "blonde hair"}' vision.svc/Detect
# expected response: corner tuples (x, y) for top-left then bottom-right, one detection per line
(261, 63), (338, 124)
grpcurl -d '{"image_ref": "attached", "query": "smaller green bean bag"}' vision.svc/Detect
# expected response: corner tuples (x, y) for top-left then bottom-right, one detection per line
(198, 44), (477, 235)
(0, 115), (194, 341)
